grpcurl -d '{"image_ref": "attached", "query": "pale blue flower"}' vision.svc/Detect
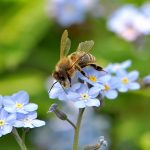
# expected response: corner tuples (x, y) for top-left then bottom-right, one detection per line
(116, 70), (140, 92)
(105, 60), (131, 74)
(0, 109), (16, 137)
(99, 75), (119, 100)
(3, 91), (38, 114)
(48, 0), (87, 26)
(78, 67), (106, 88)
(68, 83), (100, 108)
(14, 112), (45, 128)
(107, 5), (150, 41)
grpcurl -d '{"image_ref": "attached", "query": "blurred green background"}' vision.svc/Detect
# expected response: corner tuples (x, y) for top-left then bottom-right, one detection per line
(0, 0), (150, 149)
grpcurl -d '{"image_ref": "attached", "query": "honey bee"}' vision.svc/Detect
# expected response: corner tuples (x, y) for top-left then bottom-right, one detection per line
(51, 30), (103, 89)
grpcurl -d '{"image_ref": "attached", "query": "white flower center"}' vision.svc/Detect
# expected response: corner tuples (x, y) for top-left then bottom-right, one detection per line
(15, 103), (23, 109)
(89, 75), (97, 82)
(121, 77), (129, 84)
(81, 93), (89, 100)
(23, 118), (32, 124)
(0, 120), (5, 127)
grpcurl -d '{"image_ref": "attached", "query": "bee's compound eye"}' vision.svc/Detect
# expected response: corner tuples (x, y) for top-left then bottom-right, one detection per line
(53, 72), (59, 79)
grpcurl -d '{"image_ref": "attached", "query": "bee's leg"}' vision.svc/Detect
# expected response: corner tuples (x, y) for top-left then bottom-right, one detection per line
(88, 64), (103, 71)
(66, 72), (71, 87)
(75, 65), (89, 78)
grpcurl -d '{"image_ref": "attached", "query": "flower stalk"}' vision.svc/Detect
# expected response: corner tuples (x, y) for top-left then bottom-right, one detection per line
(73, 108), (85, 150)
(12, 128), (27, 150)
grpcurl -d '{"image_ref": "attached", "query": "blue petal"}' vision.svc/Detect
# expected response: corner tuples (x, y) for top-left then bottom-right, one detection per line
(98, 75), (111, 83)
(24, 103), (38, 112)
(105, 90), (118, 99)
(24, 122), (34, 128)
(128, 82), (140, 90)
(27, 112), (37, 119)
(128, 71), (139, 81)
(89, 87), (101, 98)
(77, 84), (88, 94)
(118, 85), (128, 92)
(32, 120), (46, 127)
(74, 101), (86, 108)
(4, 106), (16, 113)
(67, 92), (79, 101)
(70, 83), (81, 91)
(0, 109), (8, 119)
(12, 91), (29, 104)
(86, 99), (100, 107)
(3, 97), (15, 106)
(6, 114), (16, 123)
(14, 121), (24, 128)
(121, 60), (132, 69)
(2, 125), (13, 135)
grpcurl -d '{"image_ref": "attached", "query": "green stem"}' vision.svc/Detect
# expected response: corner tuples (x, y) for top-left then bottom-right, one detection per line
(12, 128), (27, 150)
(66, 118), (76, 129)
(73, 108), (85, 150)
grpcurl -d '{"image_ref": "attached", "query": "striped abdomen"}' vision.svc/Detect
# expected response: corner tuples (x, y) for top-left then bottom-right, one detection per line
(77, 51), (96, 67)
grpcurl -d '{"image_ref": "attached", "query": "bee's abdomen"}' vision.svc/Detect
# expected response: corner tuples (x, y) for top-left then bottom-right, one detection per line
(78, 53), (96, 66)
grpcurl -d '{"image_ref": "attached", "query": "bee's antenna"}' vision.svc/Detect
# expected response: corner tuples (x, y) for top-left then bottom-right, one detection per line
(48, 81), (68, 95)
(48, 81), (58, 94)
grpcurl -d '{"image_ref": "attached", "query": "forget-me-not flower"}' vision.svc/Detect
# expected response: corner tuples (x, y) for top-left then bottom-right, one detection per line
(3, 91), (38, 114)
(107, 5), (150, 41)
(14, 112), (45, 128)
(99, 75), (119, 99)
(78, 67), (106, 88)
(105, 60), (131, 74)
(116, 70), (140, 92)
(47, 0), (87, 26)
(68, 83), (101, 108)
(0, 109), (16, 137)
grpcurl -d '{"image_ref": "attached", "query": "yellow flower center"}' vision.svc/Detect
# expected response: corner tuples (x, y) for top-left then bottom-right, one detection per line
(0, 120), (5, 126)
(15, 103), (23, 109)
(121, 77), (129, 84)
(81, 93), (89, 100)
(104, 84), (110, 91)
(89, 76), (97, 82)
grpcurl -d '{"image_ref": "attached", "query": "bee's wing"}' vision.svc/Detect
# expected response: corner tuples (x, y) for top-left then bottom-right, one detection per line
(77, 40), (94, 53)
(60, 30), (71, 58)
(69, 40), (94, 69)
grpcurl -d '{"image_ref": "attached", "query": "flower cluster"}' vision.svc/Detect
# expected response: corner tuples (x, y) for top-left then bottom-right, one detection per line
(49, 60), (140, 108)
(46, 0), (102, 27)
(0, 91), (45, 137)
(107, 4), (150, 41)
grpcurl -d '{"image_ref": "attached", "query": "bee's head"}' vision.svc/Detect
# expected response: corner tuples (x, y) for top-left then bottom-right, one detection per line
(52, 71), (68, 87)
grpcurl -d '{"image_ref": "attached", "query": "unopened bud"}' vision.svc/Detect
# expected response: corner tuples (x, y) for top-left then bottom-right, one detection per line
(84, 144), (100, 150)
(48, 103), (68, 120)
(84, 136), (108, 150)
(143, 75), (150, 86)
